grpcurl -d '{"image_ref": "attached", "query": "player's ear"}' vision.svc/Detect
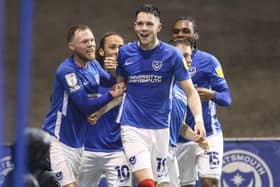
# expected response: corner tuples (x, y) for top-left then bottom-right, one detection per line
(98, 48), (104, 57)
(133, 22), (137, 31)
(157, 22), (162, 33)
(68, 42), (74, 51)
(194, 32), (199, 40)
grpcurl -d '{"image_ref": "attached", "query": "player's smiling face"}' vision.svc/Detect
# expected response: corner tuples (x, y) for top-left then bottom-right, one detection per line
(173, 20), (195, 41)
(70, 29), (96, 63)
(134, 12), (161, 50)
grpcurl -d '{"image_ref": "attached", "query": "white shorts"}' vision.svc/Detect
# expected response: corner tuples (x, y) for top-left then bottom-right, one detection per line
(167, 146), (180, 187)
(78, 150), (131, 187)
(121, 126), (169, 184)
(49, 136), (83, 186)
(176, 132), (223, 185)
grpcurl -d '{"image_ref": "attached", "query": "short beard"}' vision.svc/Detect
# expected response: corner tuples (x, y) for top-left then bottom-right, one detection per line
(75, 50), (95, 62)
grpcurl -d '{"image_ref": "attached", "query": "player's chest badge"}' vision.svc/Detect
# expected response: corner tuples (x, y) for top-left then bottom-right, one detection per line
(152, 60), (163, 71)
(189, 67), (196, 77)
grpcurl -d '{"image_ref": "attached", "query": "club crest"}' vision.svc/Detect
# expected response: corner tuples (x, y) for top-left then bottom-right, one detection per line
(188, 67), (196, 77)
(55, 171), (63, 180)
(222, 170), (254, 187)
(222, 149), (273, 187)
(152, 61), (162, 71)
(129, 156), (136, 165)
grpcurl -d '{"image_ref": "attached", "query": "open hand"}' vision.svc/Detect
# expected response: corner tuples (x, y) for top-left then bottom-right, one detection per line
(109, 83), (125, 98)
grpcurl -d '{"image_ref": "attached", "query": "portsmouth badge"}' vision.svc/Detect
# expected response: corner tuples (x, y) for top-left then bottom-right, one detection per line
(129, 156), (136, 165)
(152, 61), (163, 72)
(189, 67), (196, 77)
(222, 149), (273, 187)
(55, 171), (63, 181)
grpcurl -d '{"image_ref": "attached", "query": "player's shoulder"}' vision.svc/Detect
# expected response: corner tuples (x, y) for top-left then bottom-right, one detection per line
(161, 41), (178, 51)
(56, 57), (76, 75)
(160, 41), (182, 58)
(87, 59), (100, 68)
(120, 41), (137, 51)
(118, 41), (138, 60)
(195, 49), (217, 60)
(195, 49), (220, 66)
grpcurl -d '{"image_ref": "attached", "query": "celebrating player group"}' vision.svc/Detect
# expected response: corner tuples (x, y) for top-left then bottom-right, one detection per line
(42, 3), (231, 187)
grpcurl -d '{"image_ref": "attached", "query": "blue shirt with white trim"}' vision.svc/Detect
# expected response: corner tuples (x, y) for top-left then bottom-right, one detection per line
(84, 86), (123, 152)
(178, 49), (231, 142)
(169, 83), (188, 147)
(43, 57), (115, 148)
(116, 41), (190, 129)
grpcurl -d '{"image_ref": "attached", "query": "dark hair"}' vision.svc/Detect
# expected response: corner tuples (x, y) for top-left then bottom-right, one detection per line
(168, 38), (193, 47)
(99, 32), (122, 50)
(174, 16), (198, 33)
(136, 4), (160, 19)
(95, 32), (123, 65)
(174, 16), (198, 48)
(66, 24), (92, 43)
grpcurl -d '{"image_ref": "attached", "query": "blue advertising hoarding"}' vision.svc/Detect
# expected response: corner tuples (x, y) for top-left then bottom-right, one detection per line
(0, 145), (13, 185)
(221, 138), (280, 187)
(1, 138), (280, 186)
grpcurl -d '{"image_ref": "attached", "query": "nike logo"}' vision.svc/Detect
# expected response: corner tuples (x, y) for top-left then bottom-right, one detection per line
(157, 173), (168, 178)
(120, 178), (129, 182)
(157, 174), (163, 178)
(124, 61), (134, 66)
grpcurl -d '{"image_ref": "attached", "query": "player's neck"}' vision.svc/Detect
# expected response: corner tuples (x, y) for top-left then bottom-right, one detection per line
(73, 55), (88, 68)
(138, 39), (159, 51)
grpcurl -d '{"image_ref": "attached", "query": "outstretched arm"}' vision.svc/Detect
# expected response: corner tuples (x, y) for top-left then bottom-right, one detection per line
(87, 96), (122, 125)
(70, 82), (124, 116)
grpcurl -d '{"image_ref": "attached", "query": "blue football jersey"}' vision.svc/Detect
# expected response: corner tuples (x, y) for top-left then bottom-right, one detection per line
(179, 49), (231, 142)
(116, 41), (190, 129)
(169, 83), (188, 147)
(43, 57), (115, 147)
(84, 86), (123, 152)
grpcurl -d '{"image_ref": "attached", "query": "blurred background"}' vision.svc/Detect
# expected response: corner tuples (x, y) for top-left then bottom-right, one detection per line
(3, 0), (280, 143)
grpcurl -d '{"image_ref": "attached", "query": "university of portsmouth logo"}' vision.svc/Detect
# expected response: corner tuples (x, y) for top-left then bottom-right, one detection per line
(222, 149), (273, 187)
(188, 67), (196, 77)
(152, 61), (162, 71)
